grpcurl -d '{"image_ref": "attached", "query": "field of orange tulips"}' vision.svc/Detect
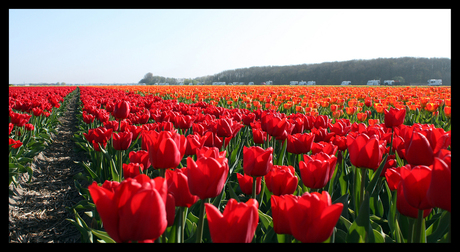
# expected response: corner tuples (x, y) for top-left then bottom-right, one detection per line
(10, 84), (451, 243)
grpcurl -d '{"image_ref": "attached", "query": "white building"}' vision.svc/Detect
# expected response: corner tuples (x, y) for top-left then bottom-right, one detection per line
(367, 80), (380, 86)
(427, 79), (442, 86)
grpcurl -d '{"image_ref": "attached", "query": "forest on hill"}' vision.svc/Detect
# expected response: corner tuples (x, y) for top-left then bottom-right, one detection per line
(139, 57), (451, 86)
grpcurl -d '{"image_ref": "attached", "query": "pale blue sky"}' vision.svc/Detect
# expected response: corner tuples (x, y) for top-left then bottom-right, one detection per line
(9, 9), (451, 84)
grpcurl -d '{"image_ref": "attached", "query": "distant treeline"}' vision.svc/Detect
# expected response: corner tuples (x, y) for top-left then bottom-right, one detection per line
(139, 57), (451, 86)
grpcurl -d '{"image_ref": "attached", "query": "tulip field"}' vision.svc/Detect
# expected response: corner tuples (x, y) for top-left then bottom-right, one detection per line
(9, 84), (451, 243)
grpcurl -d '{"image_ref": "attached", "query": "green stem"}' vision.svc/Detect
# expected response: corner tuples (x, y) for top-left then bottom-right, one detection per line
(97, 150), (103, 181)
(195, 198), (210, 243)
(361, 168), (367, 207)
(389, 127), (395, 155)
(118, 150), (123, 182)
(159, 168), (166, 178)
(354, 167), (367, 216)
(412, 209), (426, 243)
(221, 137), (226, 152)
(284, 234), (292, 243)
(177, 207), (187, 243)
(252, 176), (258, 199)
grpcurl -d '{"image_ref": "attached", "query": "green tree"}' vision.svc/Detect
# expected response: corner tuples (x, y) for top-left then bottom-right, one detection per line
(392, 76), (405, 85)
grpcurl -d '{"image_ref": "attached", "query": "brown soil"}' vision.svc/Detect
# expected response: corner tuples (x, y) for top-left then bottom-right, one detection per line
(9, 89), (89, 243)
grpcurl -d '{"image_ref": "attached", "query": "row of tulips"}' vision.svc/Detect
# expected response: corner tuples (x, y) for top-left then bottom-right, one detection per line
(69, 85), (450, 243)
(104, 85), (451, 131)
(8, 86), (77, 194)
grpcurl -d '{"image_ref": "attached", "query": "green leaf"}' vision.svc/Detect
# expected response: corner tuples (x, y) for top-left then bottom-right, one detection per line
(91, 229), (116, 243)
(427, 210), (450, 243)
(366, 154), (388, 195)
(74, 161), (99, 181)
(347, 192), (374, 243)
(258, 209), (273, 230)
(67, 209), (93, 243)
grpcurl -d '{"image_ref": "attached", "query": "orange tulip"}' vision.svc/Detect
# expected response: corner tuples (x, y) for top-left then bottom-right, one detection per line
(332, 110), (343, 119)
(345, 106), (357, 116)
(444, 106), (451, 118)
(357, 112), (367, 122)
(425, 102), (438, 112)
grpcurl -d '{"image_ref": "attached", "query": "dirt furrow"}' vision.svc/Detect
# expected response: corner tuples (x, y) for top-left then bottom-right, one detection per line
(9, 88), (88, 243)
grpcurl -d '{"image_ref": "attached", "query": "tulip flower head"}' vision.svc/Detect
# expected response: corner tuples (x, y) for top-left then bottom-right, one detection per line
(142, 130), (186, 170)
(299, 152), (337, 189)
(187, 147), (229, 200)
(243, 146), (273, 177)
(205, 198), (259, 243)
(285, 191), (343, 243)
(384, 107), (406, 128)
(112, 131), (133, 151)
(347, 133), (385, 170)
(88, 175), (168, 243)
(113, 100), (130, 120)
(264, 165), (298, 196)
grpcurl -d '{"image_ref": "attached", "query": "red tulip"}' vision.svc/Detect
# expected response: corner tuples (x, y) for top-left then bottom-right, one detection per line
(9, 138), (23, 148)
(88, 174), (168, 243)
(10, 112), (31, 127)
(187, 147), (228, 200)
(286, 133), (315, 154)
(400, 164), (433, 210)
(24, 123), (34, 131)
(128, 150), (151, 170)
(271, 194), (297, 235)
(184, 133), (208, 156)
(125, 124), (143, 140)
(82, 112), (95, 124)
(328, 119), (351, 136)
(205, 198), (259, 243)
(426, 154), (451, 212)
(263, 113), (293, 140)
(237, 173), (262, 195)
(330, 134), (348, 152)
(142, 130), (186, 169)
(299, 152), (337, 189)
(173, 114), (195, 130)
(112, 131), (133, 151)
(311, 127), (333, 143)
(403, 127), (451, 166)
(264, 165), (298, 196)
(384, 107), (406, 128)
(243, 146), (273, 177)
(9, 123), (14, 135)
(113, 100), (130, 120)
(103, 120), (119, 132)
(202, 131), (224, 150)
(93, 127), (113, 144)
(396, 180), (432, 219)
(252, 127), (268, 144)
(214, 117), (243, 138)
(122, 163), (143, 179)
(384, 166), (401, 191)
(32, 107), (43, 117)
(166, 167), (199, 208)
(92, 140), (107, 152)
(311, 141), (338, 156)
(95, 109), (110, 123)
(285, 191), (343, 243)
(242, 112), (256, 126)
(314, 115), (331, 129)
(347, 133), (385, 170)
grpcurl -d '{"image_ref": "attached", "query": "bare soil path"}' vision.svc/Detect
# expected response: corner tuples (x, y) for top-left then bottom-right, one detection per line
(9, 88), (88, 243)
